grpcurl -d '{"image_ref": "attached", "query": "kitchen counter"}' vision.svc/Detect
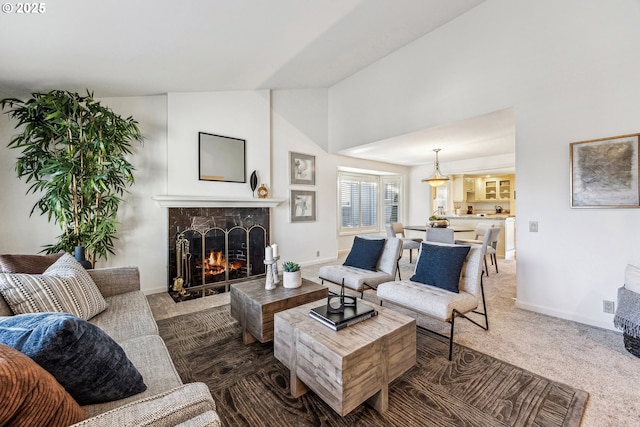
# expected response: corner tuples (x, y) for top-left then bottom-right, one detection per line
(443, 214), (515, 220)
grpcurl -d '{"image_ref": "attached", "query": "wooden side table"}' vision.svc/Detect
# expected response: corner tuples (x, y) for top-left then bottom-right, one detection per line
(230, 277), (328, 344)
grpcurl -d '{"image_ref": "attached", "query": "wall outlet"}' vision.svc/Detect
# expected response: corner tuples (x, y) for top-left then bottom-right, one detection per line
(529, 221), (538, 232)
(603, 300), (615, 314)
(316, 250), (320, 257)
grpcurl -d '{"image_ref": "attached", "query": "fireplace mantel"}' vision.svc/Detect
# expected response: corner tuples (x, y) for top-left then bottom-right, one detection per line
(153, 195), (284, 208)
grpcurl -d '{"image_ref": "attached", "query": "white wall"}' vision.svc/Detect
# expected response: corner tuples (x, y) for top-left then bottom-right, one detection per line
(271, 89), (410, 261)
(167, 91), (271, 197)
(329, 0), (640, 330)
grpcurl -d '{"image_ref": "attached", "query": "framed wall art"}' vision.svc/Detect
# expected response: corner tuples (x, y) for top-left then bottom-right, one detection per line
(570, 133), (640, 208)
(290, 152), (315, 185)
(290, 190), (316, 222)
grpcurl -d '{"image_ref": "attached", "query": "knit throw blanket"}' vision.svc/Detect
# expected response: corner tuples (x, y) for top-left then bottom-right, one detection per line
(614, 286), (640, 337)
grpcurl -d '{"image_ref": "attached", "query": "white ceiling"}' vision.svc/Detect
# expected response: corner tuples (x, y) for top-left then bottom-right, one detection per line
(337, 108), (516, 168)
(0, 0), (485, 97)
(0, 0), (514, 169)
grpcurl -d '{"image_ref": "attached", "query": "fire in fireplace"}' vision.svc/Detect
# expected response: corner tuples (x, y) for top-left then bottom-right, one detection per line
(168, 208), (269, 302)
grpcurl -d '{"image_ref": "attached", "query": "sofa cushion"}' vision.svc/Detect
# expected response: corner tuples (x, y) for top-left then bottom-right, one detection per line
(89, 291), (159, 342)
(343, 236), (385, 271)
(0, 312), (147, 405)
(0, 253), (107, 320)
(410, 243), (470, 293)
(0, 252), (64, 273)
(0, 343), (86, 426)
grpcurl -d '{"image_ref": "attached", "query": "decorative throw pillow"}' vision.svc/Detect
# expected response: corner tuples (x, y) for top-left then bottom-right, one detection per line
(0, 343), (86, 426)
(343, 236), (386, 271)
(0, 312), (147, 405)
(0, 252), (64, 273)
(625, 264), (640, 294)
(410, 243), (471, 293)
(0, 252), (107, 320)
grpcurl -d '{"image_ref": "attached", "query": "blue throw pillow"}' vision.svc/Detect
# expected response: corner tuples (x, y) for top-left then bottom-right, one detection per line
(343, 236), (386, 271)
(410, 243), (471, 293)
(0, 312), (146, 405)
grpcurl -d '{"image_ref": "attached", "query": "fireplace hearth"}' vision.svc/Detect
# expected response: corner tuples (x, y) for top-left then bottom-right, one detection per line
(168, 207), (269, 302)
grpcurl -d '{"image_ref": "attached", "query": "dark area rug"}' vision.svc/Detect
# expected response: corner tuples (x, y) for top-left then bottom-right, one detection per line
(157, 305), (588, 427)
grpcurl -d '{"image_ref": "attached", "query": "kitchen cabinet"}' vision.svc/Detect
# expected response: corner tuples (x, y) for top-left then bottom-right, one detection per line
(482, 176), (513, 201)
(452, 175), (464, 202)
(464, 177), (477, 201)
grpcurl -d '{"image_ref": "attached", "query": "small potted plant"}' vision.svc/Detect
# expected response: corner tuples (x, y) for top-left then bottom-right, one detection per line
(282, 261), (302, 289)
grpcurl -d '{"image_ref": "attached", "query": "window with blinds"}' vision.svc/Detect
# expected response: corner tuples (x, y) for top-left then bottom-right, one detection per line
(338, 172), (401, 234)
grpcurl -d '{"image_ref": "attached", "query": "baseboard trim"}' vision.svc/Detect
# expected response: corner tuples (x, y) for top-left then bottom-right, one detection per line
(515, 300), (617, 332)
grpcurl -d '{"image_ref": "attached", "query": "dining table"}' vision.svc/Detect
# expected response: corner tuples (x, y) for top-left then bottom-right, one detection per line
(404, 225), (475, 233)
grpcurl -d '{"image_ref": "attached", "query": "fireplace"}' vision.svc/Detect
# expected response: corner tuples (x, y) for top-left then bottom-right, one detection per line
(168, 207), (269, 302)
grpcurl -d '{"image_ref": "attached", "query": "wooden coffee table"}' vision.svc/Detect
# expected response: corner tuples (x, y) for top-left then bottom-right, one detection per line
(274, 299), (416, 416)
(230, 277), (328, 344)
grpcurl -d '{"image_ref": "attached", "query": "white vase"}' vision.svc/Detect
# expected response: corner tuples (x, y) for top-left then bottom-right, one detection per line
(283, 270), (302, 289)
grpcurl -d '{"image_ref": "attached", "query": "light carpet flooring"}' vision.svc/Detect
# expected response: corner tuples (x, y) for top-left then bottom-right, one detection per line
(147, 255), (640, 427)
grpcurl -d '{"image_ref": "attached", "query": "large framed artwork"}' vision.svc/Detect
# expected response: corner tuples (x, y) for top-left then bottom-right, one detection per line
(290, 190), (316, 222)
(290, 152), (315, 185)
(570, 133), (640, 208)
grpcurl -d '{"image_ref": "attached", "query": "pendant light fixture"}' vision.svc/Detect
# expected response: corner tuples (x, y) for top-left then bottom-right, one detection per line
(422, 148), (450, 187)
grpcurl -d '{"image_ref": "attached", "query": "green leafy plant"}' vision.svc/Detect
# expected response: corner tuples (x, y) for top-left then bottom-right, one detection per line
(1, 90), (143, 266)
(282, 261), (300, 272)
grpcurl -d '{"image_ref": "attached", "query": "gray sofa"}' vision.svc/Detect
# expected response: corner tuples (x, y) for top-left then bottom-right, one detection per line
(0, 266), (221, 427)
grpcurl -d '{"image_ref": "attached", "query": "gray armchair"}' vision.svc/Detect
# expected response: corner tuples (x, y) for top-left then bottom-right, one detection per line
(319, 236), (402, 298)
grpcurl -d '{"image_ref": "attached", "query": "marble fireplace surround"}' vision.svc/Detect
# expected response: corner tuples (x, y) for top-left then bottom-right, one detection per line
(154, 195), (284, 301)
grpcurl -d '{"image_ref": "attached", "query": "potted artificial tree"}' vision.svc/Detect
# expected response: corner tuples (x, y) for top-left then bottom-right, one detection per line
(1, 90), (143, 267)
(282, 261), (302, 288)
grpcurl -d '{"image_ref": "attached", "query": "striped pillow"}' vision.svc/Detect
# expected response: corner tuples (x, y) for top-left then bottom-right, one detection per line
(0, 253), (107, 320)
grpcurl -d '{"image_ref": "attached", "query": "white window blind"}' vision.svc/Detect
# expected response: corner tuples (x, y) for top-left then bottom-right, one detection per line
(339, 173), (379, 234)
(382, 177), (401, 225)
(338, 172), (402, 234)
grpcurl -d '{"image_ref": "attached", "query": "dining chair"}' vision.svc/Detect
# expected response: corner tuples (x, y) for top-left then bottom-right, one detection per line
(485, 227), (500, 274)
(386, 223), (421, 263)
(454, 223), (494, 245)
(425, 227), (454, 244)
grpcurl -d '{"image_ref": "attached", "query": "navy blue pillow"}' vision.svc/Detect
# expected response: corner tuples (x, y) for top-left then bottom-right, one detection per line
(343, 237), (386, 271)
(0, 312), (146, 405)
(410, 243), (471, 293)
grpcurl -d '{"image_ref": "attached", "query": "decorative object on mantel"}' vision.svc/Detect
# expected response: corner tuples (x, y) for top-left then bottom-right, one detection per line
(282, 261), (302, 289)
(257, 184), (269, 199)
(250, 170), (258, 197)
(289, 152), (316, 185)
(570, 133), (640, 208)
(1, 90), (143, 267)
(422, 148), (450, 187)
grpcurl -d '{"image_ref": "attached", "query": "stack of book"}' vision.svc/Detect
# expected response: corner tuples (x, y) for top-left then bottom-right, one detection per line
(309, 300), (377, 331)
